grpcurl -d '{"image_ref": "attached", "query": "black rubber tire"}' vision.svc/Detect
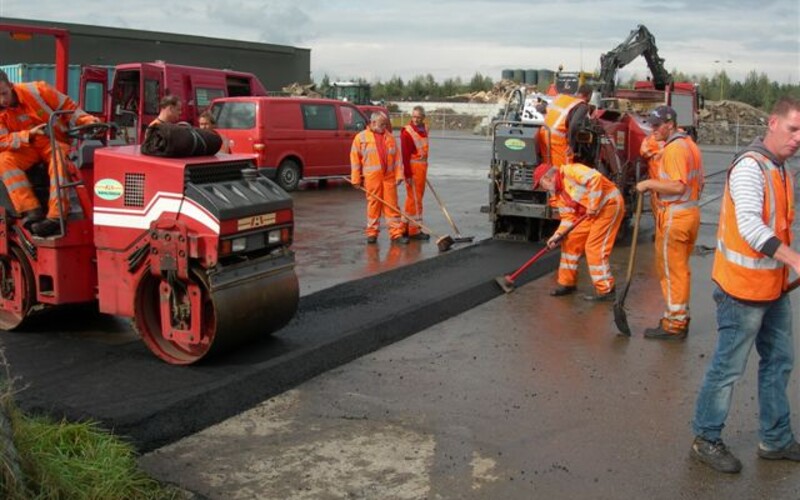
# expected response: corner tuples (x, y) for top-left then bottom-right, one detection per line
(277, 159), (301, 192)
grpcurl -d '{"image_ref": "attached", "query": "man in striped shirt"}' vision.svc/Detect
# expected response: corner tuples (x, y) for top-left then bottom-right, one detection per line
(690, 96), (800, 473)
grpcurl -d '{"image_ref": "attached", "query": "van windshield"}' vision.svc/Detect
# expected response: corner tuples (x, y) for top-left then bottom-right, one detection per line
(213, 102), (256, 129)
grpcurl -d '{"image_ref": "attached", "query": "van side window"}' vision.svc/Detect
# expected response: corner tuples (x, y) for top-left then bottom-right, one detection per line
(214, 102), (256, 129)
(301, 104), (338, 131)
(143, 79), (160, 115)
(195, 88), (226, 111)
(340, 105), (366, 131)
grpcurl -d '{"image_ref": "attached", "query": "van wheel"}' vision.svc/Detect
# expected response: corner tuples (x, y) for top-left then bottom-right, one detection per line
(277, 160), (301, 192)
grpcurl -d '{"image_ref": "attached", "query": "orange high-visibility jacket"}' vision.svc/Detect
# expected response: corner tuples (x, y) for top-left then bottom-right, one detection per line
(538, 94), (584, 167)
(0, 81), (95, 151)
(403, 124), (429, 169)
(552, 163), (621, 232)
(656, 133), (704, 208)
(350, 129), (402, 185)
(712, 151), (794, 301)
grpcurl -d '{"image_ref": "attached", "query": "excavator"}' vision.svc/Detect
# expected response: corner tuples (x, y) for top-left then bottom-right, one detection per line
(489, 25), (704, 243)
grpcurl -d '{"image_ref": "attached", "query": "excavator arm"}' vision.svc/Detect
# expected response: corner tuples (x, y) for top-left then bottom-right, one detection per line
(598, 24), (671, 97)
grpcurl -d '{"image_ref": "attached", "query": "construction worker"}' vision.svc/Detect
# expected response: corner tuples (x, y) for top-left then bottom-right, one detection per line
(690, 95), (800, 474)
(148, 95), (182, 128)
(198, 111), (231, 153)
(0, 69), (99, 237)
(401, 105), (430, 240)
(533, 161), (624, 301)
(350, 112), (407, 245)
(537, 84), (592, 167)
(635, 105), (703, 340)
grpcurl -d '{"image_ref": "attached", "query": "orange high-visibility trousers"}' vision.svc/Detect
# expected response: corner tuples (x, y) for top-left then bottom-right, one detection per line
(655, 205), (699, 332)
(0, 138), (72, 217)
(364, 173), (404, 239)
(402, 164), (427, 236)
(557, 200), (623, 294)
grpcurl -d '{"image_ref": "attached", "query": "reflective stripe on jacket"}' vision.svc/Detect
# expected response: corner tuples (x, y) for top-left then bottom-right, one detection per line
(712, 151), (794, 301)
(656, 132), (704, 208)
(539, 94), (584, 166)
(0, 81), (94, 151)
(403, 124), (429, 168)
(350, 129), (402, 185)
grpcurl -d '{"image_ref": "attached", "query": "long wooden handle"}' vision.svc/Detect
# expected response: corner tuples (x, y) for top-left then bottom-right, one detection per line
(624, 192), (645, 283)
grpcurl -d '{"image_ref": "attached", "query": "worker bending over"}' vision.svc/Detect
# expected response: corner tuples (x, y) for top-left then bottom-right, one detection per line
(636, 105), (703, 340)
(534, 162), (624, 301)
(400, 105), (430, 240)
(350, 112), (407, 244)
(0, 69), (99, 237)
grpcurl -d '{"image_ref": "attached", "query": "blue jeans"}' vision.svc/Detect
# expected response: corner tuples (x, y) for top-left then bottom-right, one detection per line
(692, 285), (796, 449)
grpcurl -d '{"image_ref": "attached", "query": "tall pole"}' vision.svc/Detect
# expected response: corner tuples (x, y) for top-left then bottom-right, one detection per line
(714, 59), (733, 100)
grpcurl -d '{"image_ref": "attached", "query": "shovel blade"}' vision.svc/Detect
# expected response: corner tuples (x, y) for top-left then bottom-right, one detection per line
(613, 301), (631, 336)
(495, 275), (515, 293)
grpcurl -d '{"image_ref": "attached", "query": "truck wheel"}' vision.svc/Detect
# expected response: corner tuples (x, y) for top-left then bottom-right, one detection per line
(277, 159), (301, 192)
(0, 246), (35, 330)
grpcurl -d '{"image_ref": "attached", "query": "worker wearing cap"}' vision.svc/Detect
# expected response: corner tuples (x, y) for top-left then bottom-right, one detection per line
(635, 105), (704, 340)
(534, 161), (624, 301)
(350, 112), (406, 244)
(537, 84), (593, 168)
(400, 105), (430, 241)
(0, 69), (99, 237)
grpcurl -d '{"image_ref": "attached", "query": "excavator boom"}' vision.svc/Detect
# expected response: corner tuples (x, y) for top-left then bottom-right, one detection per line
(599, 24), (671, 97)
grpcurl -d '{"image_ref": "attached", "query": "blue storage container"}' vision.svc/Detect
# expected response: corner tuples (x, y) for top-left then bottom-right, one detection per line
(0, 63), (115, 111)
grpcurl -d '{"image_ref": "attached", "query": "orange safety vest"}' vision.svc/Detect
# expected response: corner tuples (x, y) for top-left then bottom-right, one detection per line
(656, 133), (703, 209)
(350, 129), (401, 184)
(712, 151), (794, 301)
(403, 124), (429, 168)
(539, 94), (584, 167)
(0, 81), (92, 150)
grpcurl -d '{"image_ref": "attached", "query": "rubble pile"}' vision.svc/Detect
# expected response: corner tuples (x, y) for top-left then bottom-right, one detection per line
(446, 79), (535, 103)
(425, 108), (484, 130)
(282, 82), (322, 98)
(698, 100), (768, 146)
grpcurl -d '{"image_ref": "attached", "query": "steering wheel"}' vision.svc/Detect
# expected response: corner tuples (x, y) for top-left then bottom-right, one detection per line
(66, 122), (115, 141)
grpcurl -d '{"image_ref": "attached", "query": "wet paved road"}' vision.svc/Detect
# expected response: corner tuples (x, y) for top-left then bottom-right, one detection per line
(136, 137), (800, 499)
(2, 131), (798, 498)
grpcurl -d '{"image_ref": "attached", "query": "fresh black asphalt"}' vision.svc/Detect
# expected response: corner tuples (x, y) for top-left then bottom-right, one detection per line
(1, 238), (557, 452)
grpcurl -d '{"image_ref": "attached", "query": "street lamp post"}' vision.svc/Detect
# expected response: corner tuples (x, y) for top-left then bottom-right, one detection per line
(714, 59), (733, 100)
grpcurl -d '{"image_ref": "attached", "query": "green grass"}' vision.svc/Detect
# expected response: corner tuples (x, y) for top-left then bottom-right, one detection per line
(1, 351), (181, 499)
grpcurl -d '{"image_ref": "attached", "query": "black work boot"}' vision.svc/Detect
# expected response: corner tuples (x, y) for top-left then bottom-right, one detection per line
(758, 440), (800, 461)
(409, 232), (431, 241)
(366, 235), (378, 244)
(391, 236), (409, 245)
(583, 288), (615, 302)
(644, 323), (687, 341)
(550, 285), (577, 296)
(690, 436), (742, 473)
(30, 218), (60, 237)
(20, 207), (45, 229)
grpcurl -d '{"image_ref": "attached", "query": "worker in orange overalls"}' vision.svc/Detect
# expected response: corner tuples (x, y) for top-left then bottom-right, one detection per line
(635, 105), (704, 340)
(400, 105), (430, 240)
(640, 131), (666, 224)
(350, 112), (406, 244)
(0, 69), (99, 237)
(534, 161), (625, 301)
(537, 85), (592, 168)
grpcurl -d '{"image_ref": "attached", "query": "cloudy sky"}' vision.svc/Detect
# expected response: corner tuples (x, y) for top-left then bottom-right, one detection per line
(1, 0), (798, 84)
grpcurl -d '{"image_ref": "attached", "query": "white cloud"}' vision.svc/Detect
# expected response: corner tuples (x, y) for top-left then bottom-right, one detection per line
(1, 0), (797, 83)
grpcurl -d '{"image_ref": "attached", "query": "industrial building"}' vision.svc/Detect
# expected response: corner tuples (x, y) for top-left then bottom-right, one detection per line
(0, 16), (310, 90)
